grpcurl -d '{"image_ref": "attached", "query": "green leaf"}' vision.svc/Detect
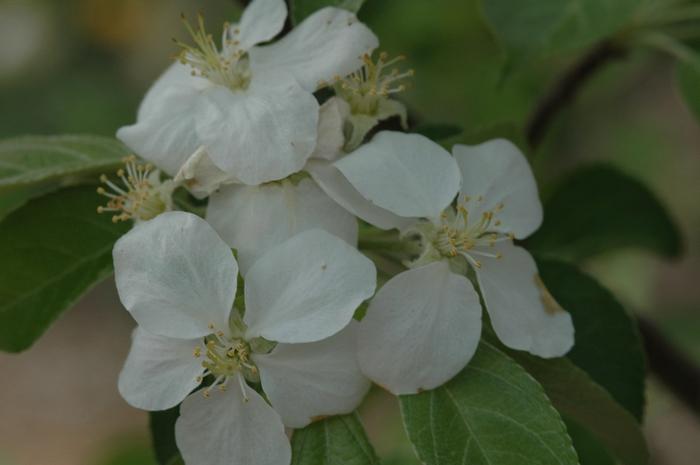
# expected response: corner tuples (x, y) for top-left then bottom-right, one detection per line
(0, 135), (127, 217)
(0, 186), (128, 352)
(564, 417), (616, 465)
(538, 259), (645, 420)
(400, 341), (578, 465)
(150, 407), (181, 465)
(512, 354), (649, 465)
(481, 0), (639, 68)
(412, 123), (463, 141)
(291, 413), (380, 465)
(677, 60), (700, 122)
(291, 0), (366, 25)
(526, 165), (682, 261)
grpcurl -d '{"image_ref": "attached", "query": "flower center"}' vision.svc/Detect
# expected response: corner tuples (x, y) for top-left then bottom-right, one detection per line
(193, 326), (259, 399)
(97, 156), (173, 223)
(333, 52), (414, 115)
(404, 196), (514, 269)
(175, 14), (251, 91)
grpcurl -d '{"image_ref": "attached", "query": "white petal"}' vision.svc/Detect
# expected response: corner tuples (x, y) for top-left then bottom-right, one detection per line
(306, 159), (414, 230)
(237, 0), (287, 50)
(118, 327), (203, 411)
(335, 131), (461, 220)
(113, 212), (237, 339)
(133, 62), (209, 121)
(207, 178), (358, 274)
(195, 83), (319, 185)
(174, 146), (239, 199)
(244, 229), (376, 343)
(357, 261), (482, 395)
(453, 140), (543, 239)
(254, 324), (370, 428)
(474, 242), (574, 358)
(176, 382), (291, 465)
(310, 97), (350, 161)
(117, 82), (203, 177)
(250, 7), (378, 91)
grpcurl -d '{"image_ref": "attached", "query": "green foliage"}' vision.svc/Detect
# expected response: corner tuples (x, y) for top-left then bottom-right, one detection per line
(481, 0), (640, 69)
(513, 354), (649, 465)
(0, 135), (127, 218)
(150, 407), (181, 465)
(526, 164), (682, 261)
(400, 341), (578, 465)
(290, 0), (366, 25)
(677, 60), (700, 122)
(0, 186), (128, 352)
(538, 259), (646, 420)
(291, 413), (380, 465)
(564, 417), (616, 465)
(412, 123), (463, 141)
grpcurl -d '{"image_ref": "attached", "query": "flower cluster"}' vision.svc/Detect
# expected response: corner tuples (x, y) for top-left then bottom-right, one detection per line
(107, 0), (575, 464)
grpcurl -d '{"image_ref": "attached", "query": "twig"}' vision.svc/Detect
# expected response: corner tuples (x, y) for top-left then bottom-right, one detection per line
(638, 316), (700, 415)
(526, 37), (700, 415)
(526, 40), (626, 148)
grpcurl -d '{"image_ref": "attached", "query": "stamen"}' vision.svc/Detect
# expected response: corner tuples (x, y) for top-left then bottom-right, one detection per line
(428, 197), (514, 267)
(97, 155), (173, 223)
(334, 51), (414, 115)
(174, 13), (251, 90)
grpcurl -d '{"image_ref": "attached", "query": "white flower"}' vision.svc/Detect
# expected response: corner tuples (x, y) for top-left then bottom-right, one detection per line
(113, 212), (375, 465)
(117, 0), (378, 186)
(329, 131), (574, 394)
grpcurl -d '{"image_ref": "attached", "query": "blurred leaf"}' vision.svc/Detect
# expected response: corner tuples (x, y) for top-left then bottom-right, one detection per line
(0, 184), (50, 221)
(95, 440), (158, 465)
(564, 417), (616, 465)
(0, 135), (127, 218)
(400, 341), (577, 465)
(412, 123), (463, 141)
(482, 0), (639, 69)
(150, 407), (181, 465)
(460, 121), (527, 151)
(677, 60), (700, 122)
(0, 186), (128, 352)
(291, 0), (366, 25)
(526, 165), (682, 261)
(291, 413), (380, 465)
(512, 354), (649, 465)
(538, 259), (645, 420)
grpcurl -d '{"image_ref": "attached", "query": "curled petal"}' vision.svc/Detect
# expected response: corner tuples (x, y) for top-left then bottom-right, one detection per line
(250, 7), (378, 92)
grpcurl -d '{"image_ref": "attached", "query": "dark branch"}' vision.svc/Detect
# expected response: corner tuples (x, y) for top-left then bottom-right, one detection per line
(638, 316), (700, 415)
(526, 40), (626, 148)
(526, 39), (700, 415)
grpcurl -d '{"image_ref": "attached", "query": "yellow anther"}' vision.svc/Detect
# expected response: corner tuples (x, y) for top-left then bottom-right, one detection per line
(334, 51), (413, 115)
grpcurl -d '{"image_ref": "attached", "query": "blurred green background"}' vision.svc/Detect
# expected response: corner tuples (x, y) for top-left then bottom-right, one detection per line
(1, 0), (699, 464)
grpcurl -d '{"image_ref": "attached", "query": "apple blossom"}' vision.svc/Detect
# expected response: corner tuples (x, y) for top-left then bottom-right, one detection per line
(117, 0), (378, 186)
(113, 212), (375, 465)
(331, 131), (574, 394)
